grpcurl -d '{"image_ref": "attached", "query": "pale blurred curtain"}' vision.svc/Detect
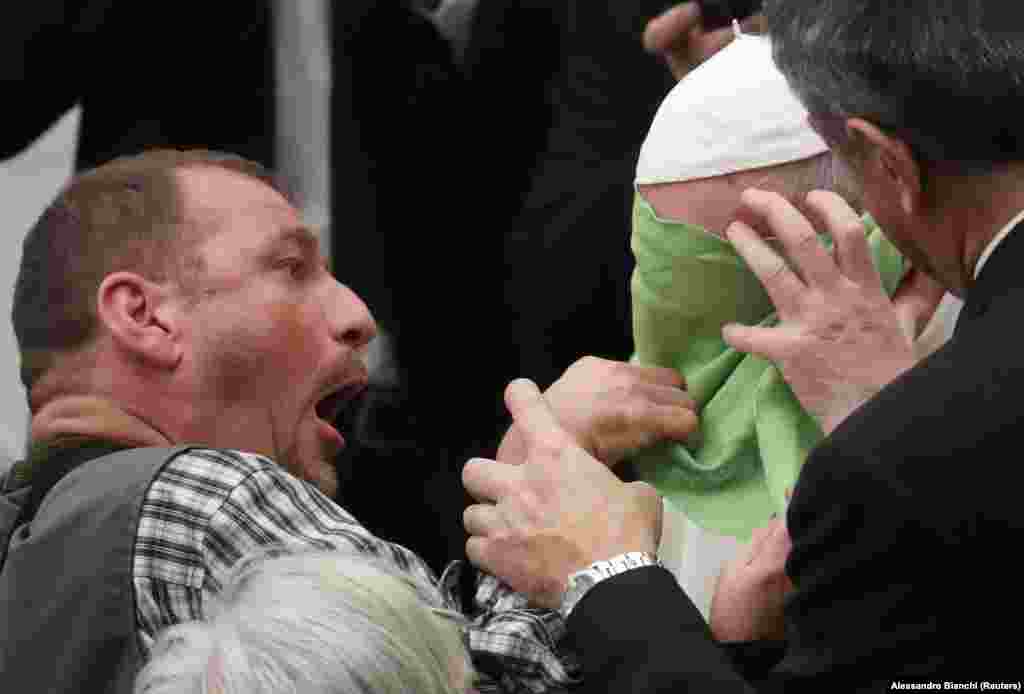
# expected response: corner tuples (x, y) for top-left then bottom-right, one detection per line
(0, 108), (81, 470)
(274, 0), (332, 258)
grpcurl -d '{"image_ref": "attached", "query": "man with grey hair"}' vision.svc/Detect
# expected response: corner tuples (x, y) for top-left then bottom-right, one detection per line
(462, 1), (1024, 690)
(135, 549), (475, 694)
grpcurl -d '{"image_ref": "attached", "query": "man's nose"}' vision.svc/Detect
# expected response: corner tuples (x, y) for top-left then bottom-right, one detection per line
(328, 281), (378, 349)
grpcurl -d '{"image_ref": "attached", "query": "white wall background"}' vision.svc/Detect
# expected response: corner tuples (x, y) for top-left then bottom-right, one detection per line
(0, 108), (80, 470)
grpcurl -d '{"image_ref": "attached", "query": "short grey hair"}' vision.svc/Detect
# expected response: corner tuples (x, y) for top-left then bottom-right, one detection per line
(764, 0), (1024, 174)
(736, 152), (863, 211)
(134, 549), (474, 694)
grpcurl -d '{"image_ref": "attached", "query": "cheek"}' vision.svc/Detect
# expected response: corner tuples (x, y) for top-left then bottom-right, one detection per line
(197, 297), (324, 401)
(265, 299), (325, 369)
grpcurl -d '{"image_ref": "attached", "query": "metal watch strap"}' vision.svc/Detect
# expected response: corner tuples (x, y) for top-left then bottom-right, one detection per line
(558, 552), (661, 619)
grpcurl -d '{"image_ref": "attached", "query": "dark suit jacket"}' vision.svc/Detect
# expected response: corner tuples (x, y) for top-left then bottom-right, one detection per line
(1, 0), (275, 170)
(565, 219), (1024, 691)
(493, 0), (677, 391)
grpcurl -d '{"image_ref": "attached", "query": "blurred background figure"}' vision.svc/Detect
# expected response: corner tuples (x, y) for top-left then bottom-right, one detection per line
(467, 1), (677, 395)
(643, 1), (766, 80)
(0, 113), (79, 475)
(135, 549), (474, 694)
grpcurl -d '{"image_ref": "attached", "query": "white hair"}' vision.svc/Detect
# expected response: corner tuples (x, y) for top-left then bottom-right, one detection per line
(738, 152), (863, 212)
(135, 549), (474, 694)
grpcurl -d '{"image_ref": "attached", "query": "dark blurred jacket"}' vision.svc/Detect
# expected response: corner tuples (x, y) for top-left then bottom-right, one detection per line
(468, 1), (677, 392)
(0, 1), (275, 170)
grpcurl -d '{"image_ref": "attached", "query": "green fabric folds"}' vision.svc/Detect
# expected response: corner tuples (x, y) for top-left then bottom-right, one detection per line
(630, 193), (904, 539)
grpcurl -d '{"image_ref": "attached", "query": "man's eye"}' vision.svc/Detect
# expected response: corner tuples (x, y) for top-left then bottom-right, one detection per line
(277, 258), (306, 277)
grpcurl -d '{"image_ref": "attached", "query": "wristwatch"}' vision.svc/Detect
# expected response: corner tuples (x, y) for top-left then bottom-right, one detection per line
(558, 552), (661, 619)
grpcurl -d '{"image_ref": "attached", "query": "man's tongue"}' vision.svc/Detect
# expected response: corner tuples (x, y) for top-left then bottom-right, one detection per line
(316, 417), (345, 452)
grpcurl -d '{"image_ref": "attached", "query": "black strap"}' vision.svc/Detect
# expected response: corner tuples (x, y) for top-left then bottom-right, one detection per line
(15, 441), (130, 528)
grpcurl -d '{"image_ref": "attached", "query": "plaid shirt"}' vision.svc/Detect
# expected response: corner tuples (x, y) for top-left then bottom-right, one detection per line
(133, 447), (579, 693)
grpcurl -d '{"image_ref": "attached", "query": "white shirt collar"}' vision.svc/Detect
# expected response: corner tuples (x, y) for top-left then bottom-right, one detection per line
(974, 208), (1024, 279)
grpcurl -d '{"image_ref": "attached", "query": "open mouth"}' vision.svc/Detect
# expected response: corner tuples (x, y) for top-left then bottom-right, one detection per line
(315, 381), (368, 425)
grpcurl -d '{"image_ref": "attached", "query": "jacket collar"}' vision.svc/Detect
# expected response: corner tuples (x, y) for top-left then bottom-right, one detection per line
(957, 214), (1024, 333)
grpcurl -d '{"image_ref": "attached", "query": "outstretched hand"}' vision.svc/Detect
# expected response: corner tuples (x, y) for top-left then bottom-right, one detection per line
(722, 189), (945, 435)
(710, 516), (794, 642)
(496, 356), (699, 468)
(643, 2), (766, 80)
(463, 380), (663, 609)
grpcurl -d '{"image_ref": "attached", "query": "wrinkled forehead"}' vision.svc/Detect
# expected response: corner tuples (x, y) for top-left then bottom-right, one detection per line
(635, 34), (827, 188)
(173, 165), (302, 245)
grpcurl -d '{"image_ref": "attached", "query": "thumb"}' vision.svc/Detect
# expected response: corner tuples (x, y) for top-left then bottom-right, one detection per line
(722, 323), (790, 362)
(504, 378), (572, 450)
(642, 2), (701, 54)
(893, 267), (945, 340)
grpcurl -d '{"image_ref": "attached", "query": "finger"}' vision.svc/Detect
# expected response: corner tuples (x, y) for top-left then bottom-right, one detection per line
(629, 379), (696, 410)
(683, 24), (735, 66)
(758, 519), (793, 568)
(748, 517), (784, 556)
(721, 323), (796, 363)
(725, 220), (804, 317)
(597, 401), (702, 463)
(622, 362), (687, 389)
(893, 267), (946, 340)
(748, 520), (776, 555)
(739, 189), (839, 290)
(740, 13), (767, 34)
(803, 190), (879, 286)
(505, 378), (573, 450)
(465, 535), (491, 571)
(634, 402), (701, 444)
(463, 503), (505, 537)
(664, 24), (733, 79)
(642, 2), (701, 54)
(462, 458), (523, 503)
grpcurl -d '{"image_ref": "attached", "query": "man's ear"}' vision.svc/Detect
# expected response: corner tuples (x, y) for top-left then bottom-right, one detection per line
(96, 272), (182, 369)
(846, 118), (924, 217)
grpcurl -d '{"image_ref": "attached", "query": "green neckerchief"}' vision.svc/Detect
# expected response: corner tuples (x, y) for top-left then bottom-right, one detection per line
(630, 193), (904, 539)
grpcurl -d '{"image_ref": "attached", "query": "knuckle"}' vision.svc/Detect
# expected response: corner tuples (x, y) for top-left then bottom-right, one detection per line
(794, 231), (821, 252)
(751, 189), (787, 209)
(461, 460), (480, 487)
(607, 360), (634, 384)
(676, 408), (700, 436)
(836, 222), (864, 242)
(624, 398), (652, 425)
(654, 365), (684, 386)
(604, 401), (635, 433)
(516, 489), (544, 522)
(503, 380), (519, 402)
(629, 480), (661, 505)
(806, 189), (840, 208)
(762, 258), (791, 285)
(465, 536), (488, 564)
(534, 438), (563, 460)
(624, 379), (648, 400)
(741, 187), (772, 208)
